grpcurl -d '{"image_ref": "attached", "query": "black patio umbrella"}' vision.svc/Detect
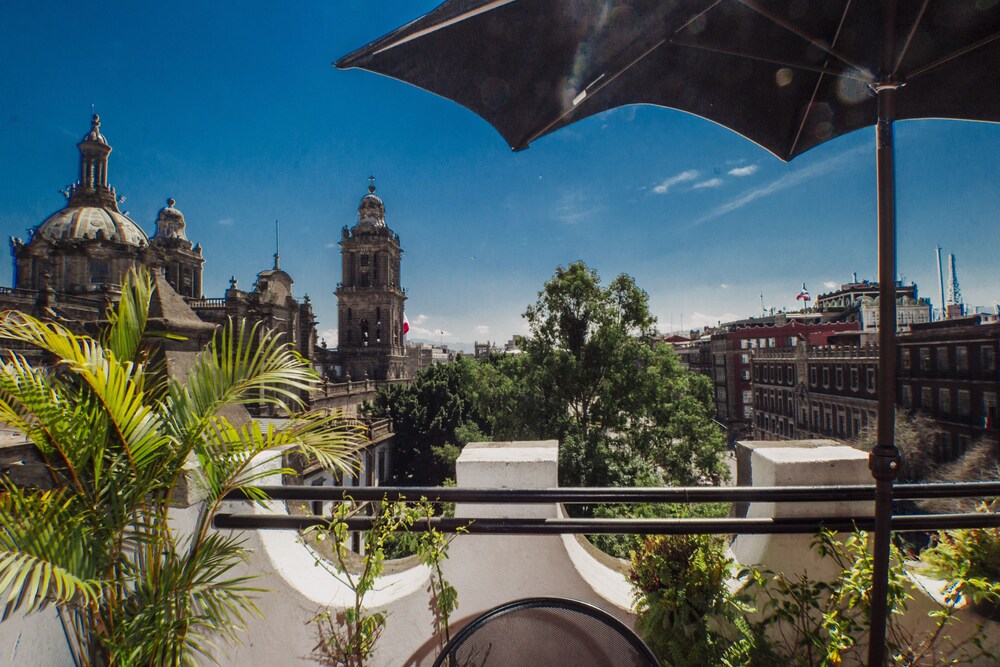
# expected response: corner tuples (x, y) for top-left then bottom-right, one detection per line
(337, 2), (1000, 663)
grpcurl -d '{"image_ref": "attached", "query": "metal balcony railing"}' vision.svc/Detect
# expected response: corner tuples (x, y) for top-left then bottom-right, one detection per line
(215, 480), (1000, 535)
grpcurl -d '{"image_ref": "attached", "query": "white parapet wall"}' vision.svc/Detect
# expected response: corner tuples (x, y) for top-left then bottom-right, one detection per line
(729, 441), (1000, 663)
(6, 440), (996, 664)
(220, 440), (635, 667)
(731, 443), (873, 581)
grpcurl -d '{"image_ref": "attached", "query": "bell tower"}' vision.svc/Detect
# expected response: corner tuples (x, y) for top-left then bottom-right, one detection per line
(335, 179), (407, 380)
(70, 114), (119, 210)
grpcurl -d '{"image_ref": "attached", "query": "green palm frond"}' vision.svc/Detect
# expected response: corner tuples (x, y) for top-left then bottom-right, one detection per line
(168, 320), (318, 441)
(0, 486), (100, 615)
(0, 353), (88, 487)
(281, 411), (367, 478)
(192, 412), (365, 504)
(0, 268), (365, 663)
(101, 267), (152, 365)
(113, 532), (262, 666)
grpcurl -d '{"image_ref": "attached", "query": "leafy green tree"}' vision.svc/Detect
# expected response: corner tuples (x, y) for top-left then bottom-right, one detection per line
(499, 262), (727, 488)
(370, 262), (727, 491)
(520, 262), (657, 442)
(0, 269), (365, 666)
(365, 358), (486, 485)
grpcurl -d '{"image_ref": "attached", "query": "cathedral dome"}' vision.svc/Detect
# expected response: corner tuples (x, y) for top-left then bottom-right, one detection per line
(357, 183), (386, 228)
(152, 198), (189, 241)
(82, 114), (109, 146)
(36, 206), (148, 246)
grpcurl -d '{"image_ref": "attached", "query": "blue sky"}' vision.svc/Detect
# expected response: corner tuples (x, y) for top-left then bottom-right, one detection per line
(2, 1), (999, 348)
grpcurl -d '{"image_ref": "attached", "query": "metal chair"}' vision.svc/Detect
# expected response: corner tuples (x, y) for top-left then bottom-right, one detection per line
(432, 597), (659, 666)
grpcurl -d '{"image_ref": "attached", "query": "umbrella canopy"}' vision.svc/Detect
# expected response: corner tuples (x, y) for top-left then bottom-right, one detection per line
(337, 0), (1000, 158)
(337, 2), (1000, 665)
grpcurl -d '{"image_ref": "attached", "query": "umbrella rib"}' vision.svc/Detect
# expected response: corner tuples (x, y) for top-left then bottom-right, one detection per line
(516, 0), (726, 148)
(735, 0), (872, 77)
(788, 0), (855, 158)
(892, 0), (930, 79)
(370, 0), (519, 56)
(906, 29), (1000, 81)
(669, 40), (869, 83)
(518, 36), (670, 149)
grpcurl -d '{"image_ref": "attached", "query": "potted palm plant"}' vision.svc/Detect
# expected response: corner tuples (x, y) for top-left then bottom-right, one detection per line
(0, 268), (366, 666)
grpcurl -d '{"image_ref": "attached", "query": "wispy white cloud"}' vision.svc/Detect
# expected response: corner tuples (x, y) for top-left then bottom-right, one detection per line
(653, 169), (698, 194)
(553, 190), (602, 224)
(720, 283), (730, 289)
(414, 314), (428, 325)
(318, 328), (337, 346)
(475, 325), (490, 334)
(692, 145), (867, 226)
(218, 218), (234, 226)
(823, 281), (838, 290)
(324, 242), (337, 248)
(728, 164), (759, 177)
(693, 177), (724, 190)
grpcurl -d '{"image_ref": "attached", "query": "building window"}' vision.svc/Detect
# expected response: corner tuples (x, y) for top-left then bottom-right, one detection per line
(867, 368), (876, 393)
(901, 349), (911, 370)
(88, 259), (110, 284)
(742, 390), (753, 405)
(835, 367), (844, 389)
(921, 387), (933, 410)
(956, 346), (968, 372)
(940, 389), (951, 415)
(741, 353), (750, 364)
(901, 384), (912, 408)
(809, 366), (817, 387)
(741, 370), (751, 381)
(984, 392), (997, 427)
(983, 346), (996, 373)
(958, 390), (971, 416)
(740, 339), (749, 349)
(850, 367), (859, 390)
(768, 337), (776, 348)
(786, 364), (795, 384)
(822, 367), (830, 387)
(936, 346), (948, 371)
(920, 347), (931, 371)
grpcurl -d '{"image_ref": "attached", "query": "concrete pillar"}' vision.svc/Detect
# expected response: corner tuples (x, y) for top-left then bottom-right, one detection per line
(455, 440), (558, 518)
(730, 444), (872, 581)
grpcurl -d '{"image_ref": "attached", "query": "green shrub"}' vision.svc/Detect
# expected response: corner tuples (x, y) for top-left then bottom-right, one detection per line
(922, 501), (1000, 614)
(629, 533), (771, 666)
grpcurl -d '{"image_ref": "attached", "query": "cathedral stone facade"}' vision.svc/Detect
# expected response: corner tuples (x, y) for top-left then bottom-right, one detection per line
(2, 115), (317, 389)
(330, 182), (407, 381)
(11, 116), (204, 299)
(3, 114), (416, 401)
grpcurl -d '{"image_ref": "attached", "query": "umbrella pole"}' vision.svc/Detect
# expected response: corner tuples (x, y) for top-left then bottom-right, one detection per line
(868, 81), (902, 667)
